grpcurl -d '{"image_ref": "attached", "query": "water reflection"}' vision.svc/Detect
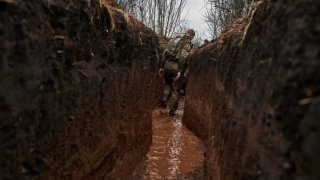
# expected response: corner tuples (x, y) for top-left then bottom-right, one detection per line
(145, 100), (204, 179)
(169, 117), (182, 176)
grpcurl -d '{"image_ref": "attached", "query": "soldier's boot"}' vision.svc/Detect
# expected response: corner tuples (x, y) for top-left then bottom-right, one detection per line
(156, 99), (167, 108)
(168, 99), (178, 117)
(160, 99), (167, 108)
(180, 89), (186, 96)
(169, 110), (175, 117)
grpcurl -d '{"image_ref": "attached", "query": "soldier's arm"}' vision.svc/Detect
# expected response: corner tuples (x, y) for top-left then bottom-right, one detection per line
(181, 57), (190, 75)
(159, 52), (166, 69)
(158, 52), (166, 76)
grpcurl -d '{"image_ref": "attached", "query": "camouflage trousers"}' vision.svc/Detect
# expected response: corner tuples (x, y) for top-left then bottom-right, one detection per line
(162, 69), (181, 112)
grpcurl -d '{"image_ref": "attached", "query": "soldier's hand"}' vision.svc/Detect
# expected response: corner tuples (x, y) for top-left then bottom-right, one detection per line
(158, 68), (164, 76)
(174, 72), (181, 81)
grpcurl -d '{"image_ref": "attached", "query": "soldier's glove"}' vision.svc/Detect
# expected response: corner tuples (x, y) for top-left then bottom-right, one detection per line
(174, 72), (181, 81)
(158, 68), (164, 76)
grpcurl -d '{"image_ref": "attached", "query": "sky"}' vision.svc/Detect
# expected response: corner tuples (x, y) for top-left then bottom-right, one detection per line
(183, 0), (210, 39)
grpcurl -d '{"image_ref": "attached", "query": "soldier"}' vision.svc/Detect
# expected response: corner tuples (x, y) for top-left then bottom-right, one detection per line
(158, 29), (195, 116)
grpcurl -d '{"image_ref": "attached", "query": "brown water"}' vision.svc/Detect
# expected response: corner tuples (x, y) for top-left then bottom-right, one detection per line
(144, 99), (205, 179)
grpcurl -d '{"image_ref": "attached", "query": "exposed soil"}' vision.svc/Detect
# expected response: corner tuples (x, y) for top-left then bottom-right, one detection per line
(131, 99), (205, 180)
(0, 0), (162, 179)
(183, 0), (320, 179)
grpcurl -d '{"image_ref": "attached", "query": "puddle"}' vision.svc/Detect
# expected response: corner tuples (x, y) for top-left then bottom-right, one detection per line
(144, 99), (205, 179)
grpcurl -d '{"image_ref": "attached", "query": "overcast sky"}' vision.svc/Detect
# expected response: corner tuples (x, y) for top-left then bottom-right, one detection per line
(183, 0), (210, 39)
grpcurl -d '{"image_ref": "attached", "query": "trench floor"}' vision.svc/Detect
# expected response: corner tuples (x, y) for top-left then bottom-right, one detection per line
(144, 98), (205, 179)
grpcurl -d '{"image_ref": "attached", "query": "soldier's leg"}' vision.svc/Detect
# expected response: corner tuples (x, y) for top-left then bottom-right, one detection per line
(162, 84), (172, 101)
(179, 76), (187, 95)
(161, 70), (174, 107)
(168, 79), (181, 115)
(163, 71), (174, 100)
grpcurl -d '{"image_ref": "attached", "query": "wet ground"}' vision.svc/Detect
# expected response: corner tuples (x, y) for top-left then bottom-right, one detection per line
(144, 99), (205, 179)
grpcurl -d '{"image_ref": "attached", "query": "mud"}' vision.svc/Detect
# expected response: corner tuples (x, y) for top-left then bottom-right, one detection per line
(184, 0), (320, 179)
(132, 99), (205, 180)
(146, 99), (204, 179)
(0, 0), (161, 179)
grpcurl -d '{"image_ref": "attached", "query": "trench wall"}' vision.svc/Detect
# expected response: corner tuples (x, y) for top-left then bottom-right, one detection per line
(184, 0), (320, 179)
(0, 0), (161, 179)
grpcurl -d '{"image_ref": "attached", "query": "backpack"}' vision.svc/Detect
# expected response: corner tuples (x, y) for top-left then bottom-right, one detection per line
(163, 35), (185, 61)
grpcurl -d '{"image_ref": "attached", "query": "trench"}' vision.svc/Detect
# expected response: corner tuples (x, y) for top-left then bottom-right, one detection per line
(1, 0), (319, 179)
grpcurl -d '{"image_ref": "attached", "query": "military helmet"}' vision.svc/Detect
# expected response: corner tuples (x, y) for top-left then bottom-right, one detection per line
(186, 29), (195, 37)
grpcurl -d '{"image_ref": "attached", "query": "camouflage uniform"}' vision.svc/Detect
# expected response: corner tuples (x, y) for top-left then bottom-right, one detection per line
(161, 34), (193, 115)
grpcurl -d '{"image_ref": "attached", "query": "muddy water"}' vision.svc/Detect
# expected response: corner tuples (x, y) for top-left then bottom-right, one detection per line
(144, 99), (205, 179)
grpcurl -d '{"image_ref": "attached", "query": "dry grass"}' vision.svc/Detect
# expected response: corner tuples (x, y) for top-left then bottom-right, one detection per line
(241, 0), (264, 45)
(97, 0), (138, 31)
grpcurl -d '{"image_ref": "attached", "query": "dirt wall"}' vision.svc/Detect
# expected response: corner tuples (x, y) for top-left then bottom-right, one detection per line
(184, 0), (320, 179)
(0, 0), (161, 179)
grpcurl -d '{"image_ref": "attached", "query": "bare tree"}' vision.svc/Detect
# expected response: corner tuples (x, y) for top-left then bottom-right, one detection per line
(117, 0), (137, 13)
(205, 0), (254, 38)
(116, 0), (187, 37)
